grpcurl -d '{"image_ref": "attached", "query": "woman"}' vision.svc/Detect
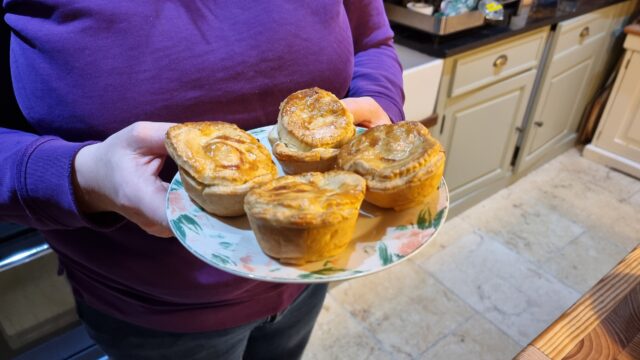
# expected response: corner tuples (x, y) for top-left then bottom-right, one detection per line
(1, 1), (404, 358)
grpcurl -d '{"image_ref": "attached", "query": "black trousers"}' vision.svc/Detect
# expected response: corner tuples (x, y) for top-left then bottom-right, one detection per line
(77, 284), (328, 360)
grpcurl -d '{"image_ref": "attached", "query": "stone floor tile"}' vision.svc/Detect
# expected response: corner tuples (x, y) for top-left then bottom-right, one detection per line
(543, 232), (628, 293)
(536, 172), (640, 251)
(493, 161), (640, 253)
(459, 187), (585, 265)
(419, 315), (521, 360)
(624, 189), (640, 209)
(303, 295), (393, 360)
(421, 231), (580, 345)
(329, 261), (475, 357)
(564, 149), (640, 201)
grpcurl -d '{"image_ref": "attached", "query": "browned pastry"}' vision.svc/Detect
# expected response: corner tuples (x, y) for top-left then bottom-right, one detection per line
(165, 121), (277, 216)
(337, 121), (445, 211)
(244, 171), (366, 265)
(268, 87), (356, 174)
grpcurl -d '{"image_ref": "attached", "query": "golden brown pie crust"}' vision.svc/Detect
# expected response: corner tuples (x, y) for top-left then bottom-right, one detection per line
(337, 122), (445, 210)
(244, 171), (366, 264)
(165, 121), (277, 216)
(270, 88), (356, 174)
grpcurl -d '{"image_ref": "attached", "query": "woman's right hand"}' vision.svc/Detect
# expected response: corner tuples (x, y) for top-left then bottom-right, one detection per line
(73, 122), (176, 237)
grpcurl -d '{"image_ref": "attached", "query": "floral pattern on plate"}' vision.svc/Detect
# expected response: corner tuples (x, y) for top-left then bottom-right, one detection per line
(166, 125), (449, 283)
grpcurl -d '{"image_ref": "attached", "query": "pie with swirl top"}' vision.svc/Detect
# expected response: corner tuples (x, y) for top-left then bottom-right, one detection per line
(268, 87), (356, 174)
(244, 171), (366, 265)
(337, 122), (445, 211)
(165, 121), (277, 216)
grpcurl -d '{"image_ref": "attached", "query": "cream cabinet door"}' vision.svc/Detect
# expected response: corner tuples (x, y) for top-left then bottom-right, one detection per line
(593, 51), (640, 163)
(520, 33), (606, 168)
(443, 70), (536, 198)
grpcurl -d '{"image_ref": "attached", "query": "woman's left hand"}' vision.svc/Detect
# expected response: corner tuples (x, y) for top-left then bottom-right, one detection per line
(341, 97), (392, 128)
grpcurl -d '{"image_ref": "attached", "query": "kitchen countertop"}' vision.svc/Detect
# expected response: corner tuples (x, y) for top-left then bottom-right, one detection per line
(391, 0), (631, 58)
(515, 246), (640, 359)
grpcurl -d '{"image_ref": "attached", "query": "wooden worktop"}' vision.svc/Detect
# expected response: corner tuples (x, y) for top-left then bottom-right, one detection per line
(515, 246), (640, 359)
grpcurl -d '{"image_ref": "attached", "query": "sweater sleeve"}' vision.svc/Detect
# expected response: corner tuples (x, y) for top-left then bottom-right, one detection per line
(344, 0), (405, 123)
(0, 127), (120, 230)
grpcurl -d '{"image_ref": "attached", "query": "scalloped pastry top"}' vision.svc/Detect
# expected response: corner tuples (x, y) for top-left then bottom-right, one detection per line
(275, 88), (355, 153)
(165, 121), (277, 186)
(337, 122), (444, 188)
(244, 171), (365, 227)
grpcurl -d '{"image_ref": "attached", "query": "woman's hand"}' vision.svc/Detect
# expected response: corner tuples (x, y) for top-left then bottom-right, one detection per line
(73, 122), (175, 237)
(341, 97), (392, 128)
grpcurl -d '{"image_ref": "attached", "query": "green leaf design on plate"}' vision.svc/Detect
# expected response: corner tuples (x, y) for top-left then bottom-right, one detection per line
(173, 214), (203, 235)
(219, 241), (233, 250)
(416, 208), (445, 230)
(298, 268), (362, 279)
(211, 253), (236, 267)
(170, 219), (186, 239)
(395, 225), (409, 231)
(416, 208), (431, 230)
(432, 208), (446, 230)
(378, 242), (394, 266)
(174, 178), (183, 189)
(356, 128), (366, 135)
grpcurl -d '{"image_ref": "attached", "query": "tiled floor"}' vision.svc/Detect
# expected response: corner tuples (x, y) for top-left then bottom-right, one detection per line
(303, 148), (640, 360)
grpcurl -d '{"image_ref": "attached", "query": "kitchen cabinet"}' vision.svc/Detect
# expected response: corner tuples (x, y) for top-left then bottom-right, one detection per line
(584, 25), (640, 178)
(433, 28), (548, 213)
(516, 2), (631, 173)
(588, 1), (636, 94)
(444, 70), (536, 204)
(399, 1), (635, 215)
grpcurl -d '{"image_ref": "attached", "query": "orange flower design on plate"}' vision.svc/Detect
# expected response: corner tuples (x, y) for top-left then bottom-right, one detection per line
(168, 191), (188, 215)
(395, 228), (436, 256)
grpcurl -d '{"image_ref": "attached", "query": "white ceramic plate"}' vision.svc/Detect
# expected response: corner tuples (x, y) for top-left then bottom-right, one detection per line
(166, 125), (449, 283)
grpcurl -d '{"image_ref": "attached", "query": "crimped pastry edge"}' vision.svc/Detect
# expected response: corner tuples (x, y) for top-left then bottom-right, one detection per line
(337, 122), (445, 187)
(243, 170), (366, 228)
(277, 87), (355, 149)
(165, 121), (276, 186)
(268, 126), (341, 174)
(366, 150), (446, 191)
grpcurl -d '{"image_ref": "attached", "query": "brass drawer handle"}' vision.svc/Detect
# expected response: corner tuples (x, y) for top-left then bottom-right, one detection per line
(580, 26), (590, 39)
(493, 54), (508, 68)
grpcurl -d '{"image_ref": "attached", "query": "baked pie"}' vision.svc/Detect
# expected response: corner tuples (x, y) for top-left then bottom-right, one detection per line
(244, 171), (366, 265)
(337, 122), (445, 211)
(165, 121), (277, 217)
(268, 87), (356, 174)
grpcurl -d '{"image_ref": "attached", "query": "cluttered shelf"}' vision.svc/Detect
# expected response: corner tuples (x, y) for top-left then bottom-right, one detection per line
(389, 0), (631, 57)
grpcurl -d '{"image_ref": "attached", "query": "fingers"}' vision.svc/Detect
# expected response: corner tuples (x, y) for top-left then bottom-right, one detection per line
(138, 179), (172, 237)
(121, 178), (173, 237)
(126, 122), (176, 155)
(342, 97), (391, 128)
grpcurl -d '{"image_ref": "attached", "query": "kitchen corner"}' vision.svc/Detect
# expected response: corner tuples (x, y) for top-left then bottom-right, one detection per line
(392, 0), (638, 216)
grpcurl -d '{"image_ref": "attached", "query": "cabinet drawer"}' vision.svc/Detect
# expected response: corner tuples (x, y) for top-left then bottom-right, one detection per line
(553, 6), (614, 57)
(450, 29), (547, 97)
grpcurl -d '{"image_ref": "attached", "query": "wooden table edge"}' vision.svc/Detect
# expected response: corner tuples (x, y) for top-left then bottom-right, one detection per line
(514, 246), (640, 359)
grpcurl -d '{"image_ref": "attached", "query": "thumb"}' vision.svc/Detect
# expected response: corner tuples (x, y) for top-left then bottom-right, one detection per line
(127, 121), (177, 154)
